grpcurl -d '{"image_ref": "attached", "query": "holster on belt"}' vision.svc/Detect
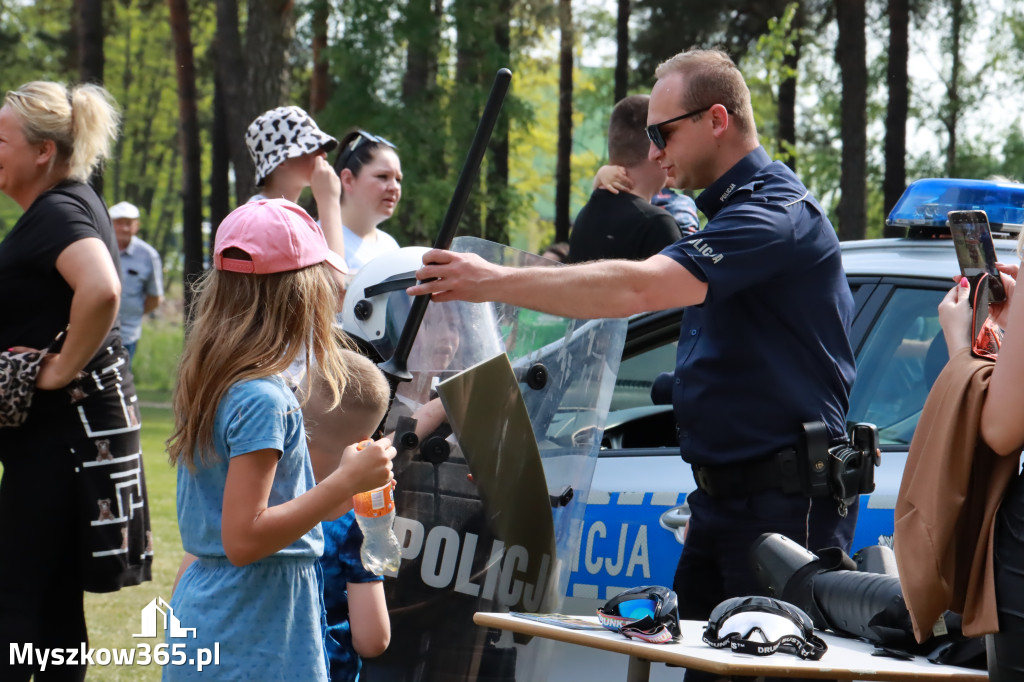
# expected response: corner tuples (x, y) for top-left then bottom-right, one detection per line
(691, 421), (878, 507)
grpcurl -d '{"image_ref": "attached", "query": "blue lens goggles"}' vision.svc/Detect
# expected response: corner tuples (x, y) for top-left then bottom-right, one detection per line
(616, 598), (657, 620)
(597, 588), (681, 645)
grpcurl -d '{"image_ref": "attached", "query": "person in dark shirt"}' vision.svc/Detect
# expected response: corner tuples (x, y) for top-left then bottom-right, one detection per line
(0, 80), (153, 682)
(408, 48), (856, 682)
(568, 94), (682, 263)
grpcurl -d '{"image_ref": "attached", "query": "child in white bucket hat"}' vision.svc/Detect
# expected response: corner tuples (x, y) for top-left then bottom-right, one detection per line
(244, 106), (346, 297)
(246, 106), (337, 187)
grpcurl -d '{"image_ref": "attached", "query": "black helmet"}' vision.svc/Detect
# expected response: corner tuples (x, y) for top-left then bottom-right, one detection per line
(597, 585), (681, 644)
(703, 595), (827, 661)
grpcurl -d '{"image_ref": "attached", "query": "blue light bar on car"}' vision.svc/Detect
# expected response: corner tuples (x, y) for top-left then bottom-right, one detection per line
(886, 178), (1024, 232)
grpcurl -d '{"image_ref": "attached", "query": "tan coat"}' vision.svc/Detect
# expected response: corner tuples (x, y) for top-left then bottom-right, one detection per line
(894, 348), (1019, 642)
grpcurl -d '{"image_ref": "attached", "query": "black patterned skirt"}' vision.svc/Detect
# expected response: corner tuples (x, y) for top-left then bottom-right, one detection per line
(0, 335), (153, 594)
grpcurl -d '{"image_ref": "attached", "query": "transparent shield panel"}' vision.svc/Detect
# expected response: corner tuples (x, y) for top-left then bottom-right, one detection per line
(846, 286), (948, 446)
(363, 236), (627, 682)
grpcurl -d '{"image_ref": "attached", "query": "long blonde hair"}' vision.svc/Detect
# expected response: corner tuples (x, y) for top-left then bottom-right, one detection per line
(167, 262), (352, 469)
(4, 81), (120, 182)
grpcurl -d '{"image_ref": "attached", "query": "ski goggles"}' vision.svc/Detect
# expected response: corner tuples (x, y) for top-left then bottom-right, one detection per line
(703, 596), (827, 661)
(597, 585), (681, 644)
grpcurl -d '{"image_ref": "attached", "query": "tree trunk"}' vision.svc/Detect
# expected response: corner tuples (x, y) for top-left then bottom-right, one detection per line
(402, 0), (435, 102)
(484, 0), (511, 245)
(214, 0), (255, 204)
(77, 0), (105, 193)
(111, 17), (134, 201)
(168, 0), (204, 322)
(454, 0), (486, 235)
(946, 0), (963, 176)
(245, 0), (295, 114)
(77, 0), (104, 84)
(155, 147), (181, 260)
(398, 0), (445, 244)
(231, 0), (295, 204)
(883, 0), (910, 234)
(555, 0), (573, 243)
(309, 0), (329, 114)
(614, 0), (630, 103)
(777, 1), (802, 172)
(210, 75), (231, 250)
(835, 0), (867, 241)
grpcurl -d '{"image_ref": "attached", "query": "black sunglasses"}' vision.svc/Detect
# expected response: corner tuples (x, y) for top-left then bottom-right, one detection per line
(645, 106), (712, 150)
(333, 130), (396, 173)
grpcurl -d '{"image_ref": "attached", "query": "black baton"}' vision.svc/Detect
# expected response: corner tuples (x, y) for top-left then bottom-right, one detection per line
(378, 67), (512, 381)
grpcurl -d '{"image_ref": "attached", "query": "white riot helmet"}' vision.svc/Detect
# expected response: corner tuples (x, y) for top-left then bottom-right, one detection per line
(341, 247), (430, 363)
(341, 246), (504, 374)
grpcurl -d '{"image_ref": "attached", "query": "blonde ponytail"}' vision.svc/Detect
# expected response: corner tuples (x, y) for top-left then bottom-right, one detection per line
(4, 81), (120, 182)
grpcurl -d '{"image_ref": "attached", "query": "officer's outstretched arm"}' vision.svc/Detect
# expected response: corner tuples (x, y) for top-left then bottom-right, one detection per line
(410, 250), (706, 319)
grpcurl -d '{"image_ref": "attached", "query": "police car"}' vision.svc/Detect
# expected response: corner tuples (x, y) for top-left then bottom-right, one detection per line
(550, 178), (1024, 680)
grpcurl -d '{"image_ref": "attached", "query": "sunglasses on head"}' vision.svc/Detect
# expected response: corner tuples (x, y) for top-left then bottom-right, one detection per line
(333, 130), (396, 173)
(646, 105), (733, 150)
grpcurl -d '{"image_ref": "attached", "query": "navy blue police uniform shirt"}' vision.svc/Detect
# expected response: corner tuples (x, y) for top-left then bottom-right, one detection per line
(660, 147), (856, 467)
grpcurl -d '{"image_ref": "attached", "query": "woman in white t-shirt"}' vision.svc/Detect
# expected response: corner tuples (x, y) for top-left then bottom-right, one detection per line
(333, 130), (402, 272)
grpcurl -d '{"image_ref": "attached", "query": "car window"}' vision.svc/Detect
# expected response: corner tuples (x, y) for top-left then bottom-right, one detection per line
(595, 337), (680, 450)
(846, 285), (948, 446)
(610, 340), (677, 412)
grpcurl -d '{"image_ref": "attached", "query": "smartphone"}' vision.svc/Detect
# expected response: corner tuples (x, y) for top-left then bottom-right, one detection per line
(948, 209), (1007, 304)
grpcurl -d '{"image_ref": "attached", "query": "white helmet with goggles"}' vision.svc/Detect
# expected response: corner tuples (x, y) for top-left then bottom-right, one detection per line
(341, 247), (504, 375)
(340, 247), (431, 362)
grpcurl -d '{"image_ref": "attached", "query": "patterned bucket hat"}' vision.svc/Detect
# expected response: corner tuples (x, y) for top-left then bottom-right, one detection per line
(245, 106), (338, 186)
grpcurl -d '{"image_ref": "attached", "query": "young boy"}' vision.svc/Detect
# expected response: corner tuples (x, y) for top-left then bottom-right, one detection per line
(302, 348), (393, 682)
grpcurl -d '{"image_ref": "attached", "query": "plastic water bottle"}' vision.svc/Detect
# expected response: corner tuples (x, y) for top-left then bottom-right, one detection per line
(352, 483), (401, 574)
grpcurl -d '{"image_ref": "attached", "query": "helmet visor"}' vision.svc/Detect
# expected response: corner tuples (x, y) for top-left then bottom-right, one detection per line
(357, 287), (502, 373)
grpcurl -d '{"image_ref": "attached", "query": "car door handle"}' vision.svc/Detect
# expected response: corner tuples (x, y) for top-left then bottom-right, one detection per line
(659, 503), (690, 546)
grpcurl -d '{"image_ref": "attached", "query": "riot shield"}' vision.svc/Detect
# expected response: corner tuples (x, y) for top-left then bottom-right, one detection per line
(357, 236), (627, 682)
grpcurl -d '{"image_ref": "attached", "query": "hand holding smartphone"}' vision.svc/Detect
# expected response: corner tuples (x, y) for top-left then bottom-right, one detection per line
(947, 209), (1007, 306)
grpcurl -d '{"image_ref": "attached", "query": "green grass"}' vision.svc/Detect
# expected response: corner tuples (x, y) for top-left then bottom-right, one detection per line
(83, 405), (180, 681)
(131, 309), (185, 402)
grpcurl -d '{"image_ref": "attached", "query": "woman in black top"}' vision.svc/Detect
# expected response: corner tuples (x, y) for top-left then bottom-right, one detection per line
(0, 81), (152, 682)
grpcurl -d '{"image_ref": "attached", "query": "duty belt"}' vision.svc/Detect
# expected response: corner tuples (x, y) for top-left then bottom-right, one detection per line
(691, 449), (804, 498)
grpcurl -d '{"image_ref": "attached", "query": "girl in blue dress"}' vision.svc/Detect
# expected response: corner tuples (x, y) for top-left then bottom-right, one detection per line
(163, 199), (395, 681)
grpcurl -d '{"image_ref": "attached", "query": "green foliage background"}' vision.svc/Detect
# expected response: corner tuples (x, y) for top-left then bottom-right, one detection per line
(3, 0), (1024, 256)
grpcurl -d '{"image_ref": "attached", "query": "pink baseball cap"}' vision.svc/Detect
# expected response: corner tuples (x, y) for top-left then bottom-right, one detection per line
(214, 199), (348, 275)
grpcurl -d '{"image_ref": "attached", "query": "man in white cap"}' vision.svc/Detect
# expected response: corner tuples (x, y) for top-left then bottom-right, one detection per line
(110, 200), (164, 364)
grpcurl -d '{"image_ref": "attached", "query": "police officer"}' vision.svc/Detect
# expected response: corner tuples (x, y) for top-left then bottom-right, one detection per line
(409, 48), (856, 681)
